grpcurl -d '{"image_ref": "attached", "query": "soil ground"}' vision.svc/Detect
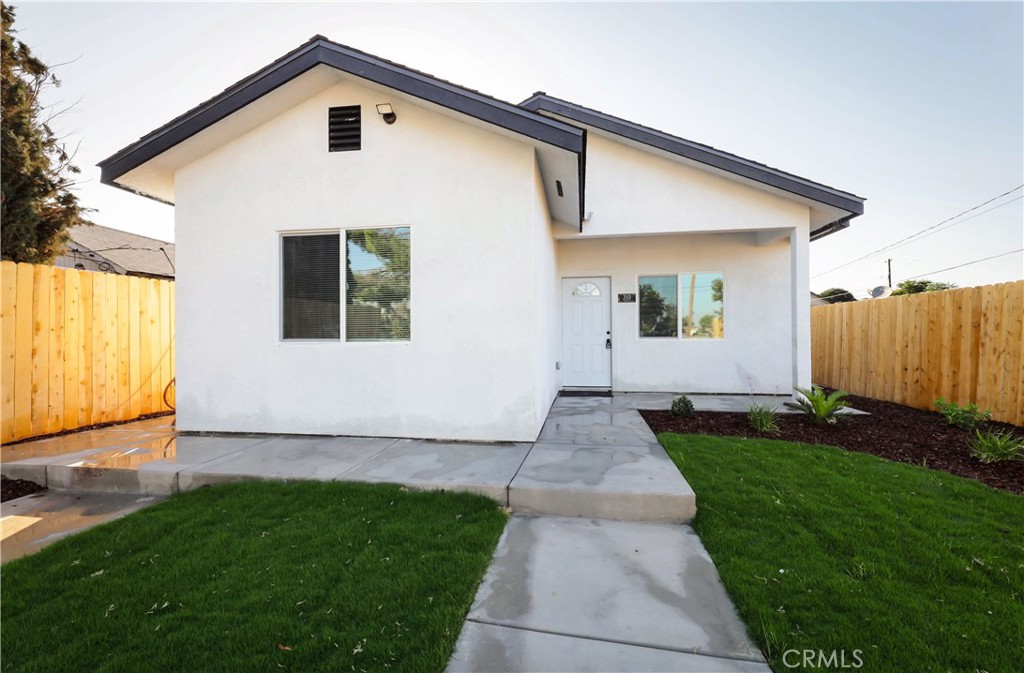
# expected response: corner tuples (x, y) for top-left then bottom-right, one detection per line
(1, 476), (46, 503)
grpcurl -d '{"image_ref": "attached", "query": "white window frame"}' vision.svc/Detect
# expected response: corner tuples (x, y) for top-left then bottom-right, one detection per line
(277, 225), (412, 344)
(635, 272), (726, 341)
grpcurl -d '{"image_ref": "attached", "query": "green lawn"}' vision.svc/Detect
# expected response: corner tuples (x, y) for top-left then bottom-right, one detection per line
(659, 434), (1024, 673)
(1, 481), (507, 673)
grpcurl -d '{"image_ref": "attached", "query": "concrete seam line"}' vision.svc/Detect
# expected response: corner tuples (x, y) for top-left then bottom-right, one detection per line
(464, 618), (768, 665)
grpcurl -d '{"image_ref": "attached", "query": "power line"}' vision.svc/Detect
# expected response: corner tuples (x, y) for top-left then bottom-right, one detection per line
(900, 248), (1023, 282)
(812, 185), (1024, 279)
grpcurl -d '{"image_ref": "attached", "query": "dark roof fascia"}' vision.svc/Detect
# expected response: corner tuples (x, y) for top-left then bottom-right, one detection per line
(99, 38), (586, 190)
(809, 214), (853, 241)
(520, 94), (865, 218)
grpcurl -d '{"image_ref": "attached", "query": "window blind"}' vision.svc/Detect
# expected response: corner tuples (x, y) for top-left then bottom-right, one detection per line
(282, 234), (340, 339)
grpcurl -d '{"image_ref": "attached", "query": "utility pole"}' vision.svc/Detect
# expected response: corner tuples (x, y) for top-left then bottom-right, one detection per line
(886, 258), (892, 287)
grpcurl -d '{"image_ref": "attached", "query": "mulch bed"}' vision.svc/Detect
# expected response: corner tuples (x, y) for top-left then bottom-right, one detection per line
(639, 393), (1024, 495)
(1, 476), (45, 503)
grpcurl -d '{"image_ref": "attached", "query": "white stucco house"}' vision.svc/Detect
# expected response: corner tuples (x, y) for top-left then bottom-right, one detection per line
(98, 36), (864, 442)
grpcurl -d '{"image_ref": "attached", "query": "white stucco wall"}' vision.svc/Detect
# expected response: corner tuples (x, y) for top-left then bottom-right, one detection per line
(557, 232), (803, 394)
(173, 78), (555, 441)
(554, 130), (813, 395)
(570, 133), (809, 238)
(530, 155), (561, 427)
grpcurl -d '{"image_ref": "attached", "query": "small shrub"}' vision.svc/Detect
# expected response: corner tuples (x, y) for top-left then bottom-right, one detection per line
(784, 386), (850, 426)
(748, 402), (780, 434)
(934, 398), (992, 430)
(968, 429), (1024, 463)
(671, 395), (695, 418)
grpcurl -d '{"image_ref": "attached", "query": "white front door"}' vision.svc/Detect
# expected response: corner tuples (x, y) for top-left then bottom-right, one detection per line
(562, 277), (612, 388)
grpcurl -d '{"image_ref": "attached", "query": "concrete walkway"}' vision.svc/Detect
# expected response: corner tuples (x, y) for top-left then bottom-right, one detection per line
(0, 393), (780, 671)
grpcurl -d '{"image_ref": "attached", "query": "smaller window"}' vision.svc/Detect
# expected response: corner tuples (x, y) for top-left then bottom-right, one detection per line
(639, 276), (678, 337)
(328, 106), (361, 152)
(572, 282), (601, 297)
(681, 273), (724, 339)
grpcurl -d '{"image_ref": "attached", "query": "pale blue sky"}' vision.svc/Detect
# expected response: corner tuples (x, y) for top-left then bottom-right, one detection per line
(12, 2), (1023, 295)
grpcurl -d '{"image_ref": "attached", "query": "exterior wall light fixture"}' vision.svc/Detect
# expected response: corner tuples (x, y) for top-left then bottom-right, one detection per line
(376, 103), (397, 124)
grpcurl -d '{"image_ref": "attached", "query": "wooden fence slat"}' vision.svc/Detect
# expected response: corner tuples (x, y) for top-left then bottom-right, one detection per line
(138, 279), (152, 413)
(47, 267), (65, 434)
(811, 280), (1023, 424)
(117, 276), (131, 421)
(1003, 283), (1024, 425)
(1, 262), (18, 442)
(168, 281), (175, 409)
(78, 272), (94, 426)
(29, 265), (50, 437)
(148, 279), (161, 413)
(159, 280), (172, 412)
(90, 273), (106, 423)
(13, 264), (34, 439)
(104, 273), (119, 421)
(63, 269), (81, 430)
(128, 276), (142, 419)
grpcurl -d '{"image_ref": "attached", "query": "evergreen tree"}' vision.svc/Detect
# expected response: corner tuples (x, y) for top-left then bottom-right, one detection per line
(1, 3), (90, 263)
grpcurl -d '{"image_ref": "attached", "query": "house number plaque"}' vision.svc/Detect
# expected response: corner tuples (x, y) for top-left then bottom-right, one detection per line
(617, 293), (636, 303)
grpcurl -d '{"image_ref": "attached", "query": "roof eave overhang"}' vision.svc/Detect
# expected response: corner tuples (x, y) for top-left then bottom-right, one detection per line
(520, 94), (864, 234)
(99, 39), (586, 216)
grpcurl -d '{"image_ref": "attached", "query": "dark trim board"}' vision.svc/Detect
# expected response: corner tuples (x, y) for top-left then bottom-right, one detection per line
(99, 37), (586, 196)
(520, 93), (865, 222)
(559, 389), (614, 398)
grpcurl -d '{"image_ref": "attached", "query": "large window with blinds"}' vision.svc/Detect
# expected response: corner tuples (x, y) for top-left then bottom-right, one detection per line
(281, 228), (412, 341)
(282, 234), (341, 339)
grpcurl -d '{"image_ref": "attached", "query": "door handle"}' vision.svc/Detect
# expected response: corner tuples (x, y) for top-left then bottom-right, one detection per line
(605, 337), (612, 349)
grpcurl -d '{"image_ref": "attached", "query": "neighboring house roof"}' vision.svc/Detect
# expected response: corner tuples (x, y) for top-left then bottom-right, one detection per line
(810, 292), (829, 307)
(97, 35), (586, 222)
(519, 93), (864, 239)
(57, 224), (175, 279)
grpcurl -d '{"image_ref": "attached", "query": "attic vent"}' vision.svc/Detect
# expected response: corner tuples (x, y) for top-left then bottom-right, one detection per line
(328, 106), (361, 152)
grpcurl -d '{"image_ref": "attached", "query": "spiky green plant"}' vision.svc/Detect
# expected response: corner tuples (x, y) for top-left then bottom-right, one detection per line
(784, 386), (851, 426)
(968, 429), (1024, 464)
(748, 402), (780, 434)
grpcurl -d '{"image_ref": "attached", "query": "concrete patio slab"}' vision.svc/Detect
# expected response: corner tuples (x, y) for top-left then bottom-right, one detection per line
(462, 516), (764, 664)
(1, 490), (163, 563)
(179, 435), (400, 490)
(539, 406), (658, 446)
(509, 441), (695, 522)
(38, 435), (270, 495)
(1, 428), (177, 462)
(446, 622), (771, 673)
(338, 439), (532, 501)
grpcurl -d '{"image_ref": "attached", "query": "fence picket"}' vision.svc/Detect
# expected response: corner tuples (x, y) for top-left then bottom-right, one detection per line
(811, 281), (1024, 424)
(1, 263), (176, 442)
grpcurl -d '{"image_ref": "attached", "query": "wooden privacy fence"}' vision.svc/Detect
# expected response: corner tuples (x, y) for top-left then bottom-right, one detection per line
(811, 280), (1024, 426)
(1, 261), (175, 443)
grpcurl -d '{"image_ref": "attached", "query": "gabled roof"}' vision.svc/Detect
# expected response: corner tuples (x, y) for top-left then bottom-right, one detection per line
(520, 93), (864, 237)
(98, 36), (585, 207)
(61, 224), (175, 278)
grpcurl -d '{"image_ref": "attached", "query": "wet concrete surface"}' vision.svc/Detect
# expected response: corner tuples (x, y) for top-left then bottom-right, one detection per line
(447, 515), (770, 673)
(1, 490), (163, 563)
